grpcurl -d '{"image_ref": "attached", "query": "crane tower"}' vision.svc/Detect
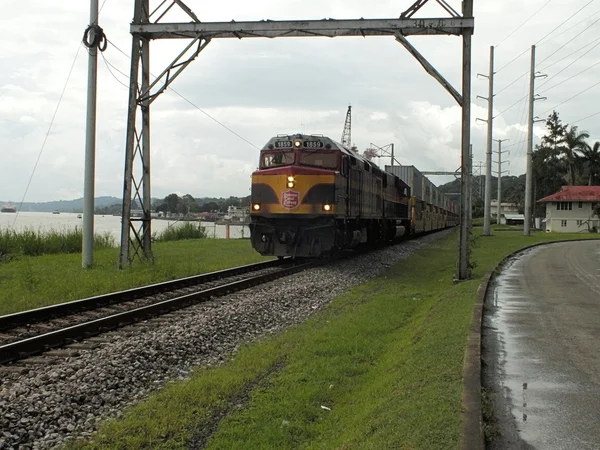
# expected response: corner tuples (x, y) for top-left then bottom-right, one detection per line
(341, 105), (352, 149)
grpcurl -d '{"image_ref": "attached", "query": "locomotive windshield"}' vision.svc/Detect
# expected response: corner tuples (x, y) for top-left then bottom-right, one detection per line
(299, 150), (338, 169)
(261, 150), (295, 168)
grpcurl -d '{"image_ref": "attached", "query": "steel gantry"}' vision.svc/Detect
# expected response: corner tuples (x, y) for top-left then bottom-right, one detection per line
(120, 0), (474, 279)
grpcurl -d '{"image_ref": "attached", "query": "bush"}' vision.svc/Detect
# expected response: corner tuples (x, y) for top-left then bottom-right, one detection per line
(0, 227), (116, 259)
(153, 221), (207, 242)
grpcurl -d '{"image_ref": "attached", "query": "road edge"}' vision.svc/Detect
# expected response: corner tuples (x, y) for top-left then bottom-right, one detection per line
(460, 237), (599, 450)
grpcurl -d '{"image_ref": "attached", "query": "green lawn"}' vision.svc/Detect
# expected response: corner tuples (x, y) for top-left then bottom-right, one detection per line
(66, 229), (600, 450)
(0, 239), (269, 316)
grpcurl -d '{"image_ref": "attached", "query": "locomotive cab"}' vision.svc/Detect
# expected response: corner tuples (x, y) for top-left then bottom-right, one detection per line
(250, 135), (341, 258)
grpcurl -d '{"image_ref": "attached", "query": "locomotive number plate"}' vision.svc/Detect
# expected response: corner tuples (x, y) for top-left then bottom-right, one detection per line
(303, 140), (324, 148)
(281, 190), (300, 209)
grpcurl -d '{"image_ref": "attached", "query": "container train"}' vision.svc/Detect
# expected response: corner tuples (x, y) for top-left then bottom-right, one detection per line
(249, 133), (458, 258)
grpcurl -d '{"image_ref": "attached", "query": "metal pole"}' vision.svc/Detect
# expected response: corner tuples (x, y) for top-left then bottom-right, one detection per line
(82, 0), (99, 268)
(497, 140), (502, 225)
(524, 45), (535, 236)
(483, 46), (494, 236)
(458, 0), (473, 280)
(119, 0), (144, 268)
(391, 143), (395, 167)
(141, 37), (152, 259)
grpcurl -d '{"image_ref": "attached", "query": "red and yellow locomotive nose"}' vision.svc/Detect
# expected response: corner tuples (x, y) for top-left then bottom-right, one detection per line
(251, 167), (335, 216)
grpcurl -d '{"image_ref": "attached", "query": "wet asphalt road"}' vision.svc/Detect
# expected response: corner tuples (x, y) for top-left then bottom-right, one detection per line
(483, 240), (600, 450)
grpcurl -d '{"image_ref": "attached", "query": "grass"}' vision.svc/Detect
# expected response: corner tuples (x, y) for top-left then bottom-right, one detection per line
(154, 222), (208, 242)
(0, 227), (115, 258)
(65, 229), (600, 450)
(0, 239), (269, 316)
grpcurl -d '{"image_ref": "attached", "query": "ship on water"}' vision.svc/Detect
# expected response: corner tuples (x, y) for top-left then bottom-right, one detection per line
(1, 202), (17, 213)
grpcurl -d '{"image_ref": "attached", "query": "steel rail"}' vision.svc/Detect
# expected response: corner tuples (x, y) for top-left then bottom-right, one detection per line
(0, 259), (286, 332)
(0, 261), (315, 365)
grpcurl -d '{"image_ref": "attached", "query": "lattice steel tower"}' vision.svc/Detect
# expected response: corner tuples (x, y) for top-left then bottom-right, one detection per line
(341, 105), (352, 149)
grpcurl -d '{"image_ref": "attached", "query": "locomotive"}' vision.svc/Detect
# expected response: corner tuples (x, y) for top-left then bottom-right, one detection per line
(249, 133), (457, 258)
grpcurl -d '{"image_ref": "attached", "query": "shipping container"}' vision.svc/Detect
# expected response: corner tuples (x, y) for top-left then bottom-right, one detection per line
(421, 177), (432, 204)
(385, 165), (423, 201)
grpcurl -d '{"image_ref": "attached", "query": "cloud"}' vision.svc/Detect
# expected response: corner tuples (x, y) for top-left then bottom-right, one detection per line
(1, 0), (599, 202)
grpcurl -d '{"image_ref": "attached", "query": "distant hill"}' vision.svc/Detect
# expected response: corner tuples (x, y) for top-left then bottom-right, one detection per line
(0, 197), (123, 213)
(438, 174), (526, 198)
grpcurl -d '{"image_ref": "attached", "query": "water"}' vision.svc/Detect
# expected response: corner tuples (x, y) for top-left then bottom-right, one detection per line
(0, 212), (250, 240)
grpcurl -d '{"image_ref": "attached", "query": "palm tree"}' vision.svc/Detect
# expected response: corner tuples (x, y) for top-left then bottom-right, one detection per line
(562, 125), (590, 185)
(580, 141), (600, 186)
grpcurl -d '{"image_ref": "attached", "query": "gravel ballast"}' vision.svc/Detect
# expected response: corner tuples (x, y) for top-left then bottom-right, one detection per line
(0, 230), (452, 449)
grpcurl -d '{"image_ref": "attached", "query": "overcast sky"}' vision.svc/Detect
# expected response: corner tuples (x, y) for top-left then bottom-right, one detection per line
(1, 0), (599, 202)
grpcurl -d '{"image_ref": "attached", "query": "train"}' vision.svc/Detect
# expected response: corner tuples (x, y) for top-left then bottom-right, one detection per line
(249, 133), (458, 258)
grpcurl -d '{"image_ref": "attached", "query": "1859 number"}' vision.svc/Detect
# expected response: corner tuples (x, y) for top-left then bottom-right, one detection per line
(303, 141), (324, 148)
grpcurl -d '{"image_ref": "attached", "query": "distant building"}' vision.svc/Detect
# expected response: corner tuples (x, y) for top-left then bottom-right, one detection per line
(490, 200), (521, 225)
(224, 206), (249, 222)
(537, 186), (600, 232)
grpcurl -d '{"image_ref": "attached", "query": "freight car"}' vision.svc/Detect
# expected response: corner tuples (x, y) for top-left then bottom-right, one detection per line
(249, 133), (457, 258)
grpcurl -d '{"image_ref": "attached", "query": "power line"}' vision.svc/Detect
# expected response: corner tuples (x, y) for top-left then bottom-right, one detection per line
(539, 59), (600, 94)
(538, 38), (600, 91)
(496, 0), (552, 47)
(539, 79), (600, 117)
(496, 48), (530, 74)
(495, 93), (529, 118)
(497, 10), (600, 95)
(14, 45), (83, 226)
(537, 16), (600, 67)
(100, 52), (130, 89)
(573, 110), (600, 124)
(496, 72), (528, 96)
(545, 7), (600, 42)
(11, 0), (109, 221)
(539, 35), (600, 72)
(510, 76), (531, 166)
(496, 0), (595, 73)
(536, 0), (595, 45)
(105, 38), (260, 150)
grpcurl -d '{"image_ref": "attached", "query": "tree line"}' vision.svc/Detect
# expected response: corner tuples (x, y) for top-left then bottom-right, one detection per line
(94, 195), (251, 215)
(153, 194), (251, 214)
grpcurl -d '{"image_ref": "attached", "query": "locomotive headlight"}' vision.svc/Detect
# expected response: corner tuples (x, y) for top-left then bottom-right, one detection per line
(323, 204), (332, 212)
(294, 140), (302, 148)
(287, 176), (295, 188)
(252, 203), (261, 211)
(287, 176), (295, 182)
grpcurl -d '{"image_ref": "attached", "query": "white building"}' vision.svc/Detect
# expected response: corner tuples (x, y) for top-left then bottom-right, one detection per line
(490, 200), (521, 225)
(538, 186), (600, 233)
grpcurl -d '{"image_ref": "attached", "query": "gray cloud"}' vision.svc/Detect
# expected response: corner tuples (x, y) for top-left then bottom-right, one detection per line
(1, 0), (599, 202)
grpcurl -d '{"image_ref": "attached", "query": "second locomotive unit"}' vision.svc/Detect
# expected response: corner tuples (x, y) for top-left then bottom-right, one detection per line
(249, 134), (413, 258)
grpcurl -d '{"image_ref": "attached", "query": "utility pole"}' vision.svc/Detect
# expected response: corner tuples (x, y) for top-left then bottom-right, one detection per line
(82, 0), (99, 268)
(458, 0), (474, 280)
(493, 139), (509, 225)
(524, 45), (535, 236)
(524, 45), (546, 236)
(476, 46), (494, 236)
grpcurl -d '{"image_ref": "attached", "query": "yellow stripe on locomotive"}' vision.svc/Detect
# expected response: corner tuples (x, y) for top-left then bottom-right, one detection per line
(251, 173), (336, 216)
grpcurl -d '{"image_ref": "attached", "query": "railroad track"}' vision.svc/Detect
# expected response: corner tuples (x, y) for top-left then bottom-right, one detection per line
(0, 258), (319, 365)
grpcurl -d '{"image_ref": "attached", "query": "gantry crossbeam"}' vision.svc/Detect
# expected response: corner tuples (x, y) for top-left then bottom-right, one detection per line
(120, 0), (474, 280)
(131, 17), (473, 39)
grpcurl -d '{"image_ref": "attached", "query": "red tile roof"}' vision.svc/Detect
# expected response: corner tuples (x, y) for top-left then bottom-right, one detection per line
(537, 186), (600, 202)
